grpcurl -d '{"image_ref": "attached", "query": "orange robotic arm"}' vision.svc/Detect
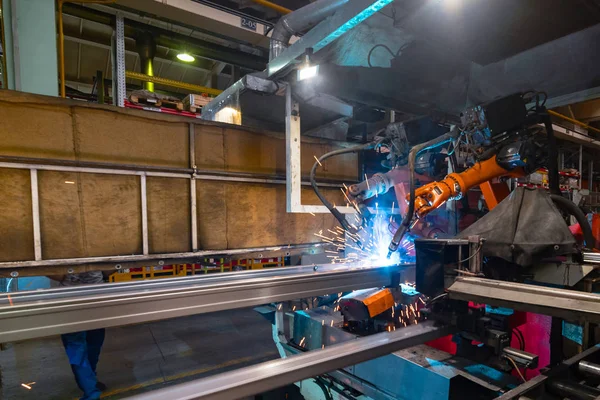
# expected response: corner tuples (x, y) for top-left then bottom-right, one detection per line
(410, 155), (525, 218)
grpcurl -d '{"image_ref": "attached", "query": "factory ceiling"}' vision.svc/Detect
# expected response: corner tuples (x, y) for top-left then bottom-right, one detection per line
(61, 0), (600, 131)
(305, 0), (600, 117)
(61, 0), (293, 95)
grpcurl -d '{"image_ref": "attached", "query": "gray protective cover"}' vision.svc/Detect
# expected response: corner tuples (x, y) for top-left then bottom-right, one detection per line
(457, 187), (576, 266)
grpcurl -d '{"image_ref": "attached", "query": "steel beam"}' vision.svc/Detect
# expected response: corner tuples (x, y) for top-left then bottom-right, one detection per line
(140, 174), (149, 255)
(0, 155), (351, 187)
(583, 252), (600, 264)
(0, 263), (407, 342)
(29, 169), (42, 261)
(448, 277), (600, 323)
(285, 84), (354, 214)
(124, 320), (452, 400)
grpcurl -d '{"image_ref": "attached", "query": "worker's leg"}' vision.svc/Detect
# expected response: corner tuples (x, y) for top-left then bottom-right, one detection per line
(61, 331), (101, 400)
(86, 328), (106, 373)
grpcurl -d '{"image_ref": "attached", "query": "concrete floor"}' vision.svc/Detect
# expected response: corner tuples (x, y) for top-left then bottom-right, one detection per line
(0, 308), (280, 399)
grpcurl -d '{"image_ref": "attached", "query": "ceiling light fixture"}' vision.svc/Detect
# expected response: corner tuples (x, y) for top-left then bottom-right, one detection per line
(297, 47), (319, 82)
(177, 53), (195, 62)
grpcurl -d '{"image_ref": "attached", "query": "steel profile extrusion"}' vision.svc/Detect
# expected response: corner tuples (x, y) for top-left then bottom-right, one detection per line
(124, 320), (454, 400)
(448, 277), (600, 323)
(0, 263), (409, 342)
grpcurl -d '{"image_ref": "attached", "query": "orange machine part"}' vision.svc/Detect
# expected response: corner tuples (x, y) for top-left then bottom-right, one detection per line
(363, 288), (395, 318)
(593, 214), (600, 249)
(412, 156), (524, 217)
(479, 181), (511, 210)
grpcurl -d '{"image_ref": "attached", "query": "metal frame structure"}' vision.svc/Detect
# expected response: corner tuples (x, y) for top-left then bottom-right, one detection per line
(0, 262), (406, 342)
(496, 344), (600, 399)
(29, 169), (42, 261)
(448, 277), (600, 324)
(124, 320), (453, 400)
(285, 84), (354, 214)
(114, 13), (126, 107)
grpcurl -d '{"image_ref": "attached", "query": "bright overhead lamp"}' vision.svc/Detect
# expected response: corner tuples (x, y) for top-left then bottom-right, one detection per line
(297, 47), (319, 82)
(298, 65), (319, 81)
(177, 53), (195, 62)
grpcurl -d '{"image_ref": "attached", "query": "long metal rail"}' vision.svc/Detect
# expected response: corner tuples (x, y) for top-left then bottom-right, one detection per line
(125, 320), (453, 400)
(583, 251), (600, 264)
(0, 242), (326, 269)
(448, 277), (600, 323)
(0, 263), (410, 343)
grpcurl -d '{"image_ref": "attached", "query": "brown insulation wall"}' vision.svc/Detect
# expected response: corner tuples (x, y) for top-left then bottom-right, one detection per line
(0, 91), (357, 270)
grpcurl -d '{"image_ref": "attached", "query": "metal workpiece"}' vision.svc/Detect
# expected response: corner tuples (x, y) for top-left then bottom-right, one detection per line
(532, 262), (595, 286)
(124, 320), (454, 400)
(448, 277), (600, 323)
(502, 347), (539, 369)
(290, 310), (513, 399)
(583, 251), (600, 264)
(547, 380), (600, 400)
(578, 360), (600, 377)
(0, 263), (408, 342)
(496, 344), (600, 400)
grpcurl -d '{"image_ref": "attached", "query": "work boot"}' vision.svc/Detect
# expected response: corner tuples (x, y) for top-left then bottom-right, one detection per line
(96, 382), (107, 392)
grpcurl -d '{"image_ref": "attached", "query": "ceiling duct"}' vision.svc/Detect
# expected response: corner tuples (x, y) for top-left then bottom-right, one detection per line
(269, 0), (348, 60)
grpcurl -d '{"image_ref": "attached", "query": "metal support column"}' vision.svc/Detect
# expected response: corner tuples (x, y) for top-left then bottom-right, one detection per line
(189, 123), (198, 251)
(285, 84), (302, 213)
(285, 84), (353, 214)
(114, 13), (126, 107)
(30, 169), (42, 261)
(140, 174), (149, 255)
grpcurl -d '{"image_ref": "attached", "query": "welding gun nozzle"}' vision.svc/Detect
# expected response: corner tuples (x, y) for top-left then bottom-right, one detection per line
(387, 240), (399, 258)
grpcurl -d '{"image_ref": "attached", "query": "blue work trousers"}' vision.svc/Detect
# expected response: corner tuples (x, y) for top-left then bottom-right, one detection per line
(61, 328), (106, 400)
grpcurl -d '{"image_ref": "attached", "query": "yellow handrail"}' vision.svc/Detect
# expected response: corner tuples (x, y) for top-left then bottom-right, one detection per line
(125, 71), (223, 96)
(251, 0), (292, 14)
(548, 109), (600, 135)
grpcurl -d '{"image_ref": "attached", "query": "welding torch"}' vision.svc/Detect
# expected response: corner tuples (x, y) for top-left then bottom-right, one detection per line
(387, 128), (460, 258)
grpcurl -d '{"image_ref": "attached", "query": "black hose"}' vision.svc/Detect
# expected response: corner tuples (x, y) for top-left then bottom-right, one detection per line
(550, 194), (595, 249)
(542, 109), (561, 195)
(388, 128), (459, 255)
(311, 143), (373, 232)
(313, 378), (334, 400)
